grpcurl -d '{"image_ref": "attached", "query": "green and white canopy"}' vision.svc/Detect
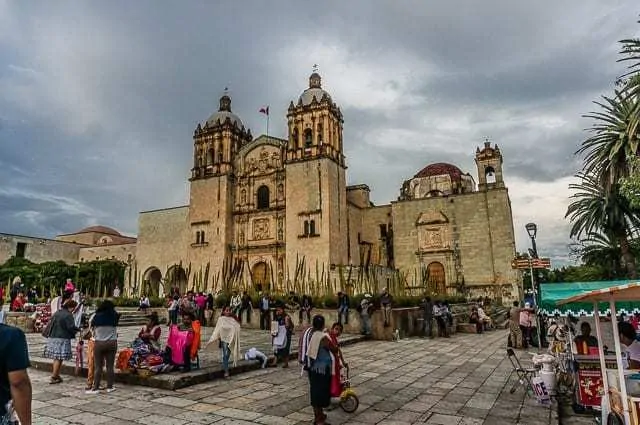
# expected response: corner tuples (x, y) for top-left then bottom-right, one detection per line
(540, 280), (640, 316)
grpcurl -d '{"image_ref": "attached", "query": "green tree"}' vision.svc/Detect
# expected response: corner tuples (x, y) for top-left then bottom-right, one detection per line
(565, 172), (640, 278)
(577, 91), (639, 189)
(621, 155), (640, 208)
(617, 18), (640, 148)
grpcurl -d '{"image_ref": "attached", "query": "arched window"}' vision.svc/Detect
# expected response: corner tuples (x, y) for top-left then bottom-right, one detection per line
(292, 128), (300, 148)
(309, 220), (316, 235)
(257, 185), (270, 209)
(304, 129), (313, 148)
(207, 148), (214, 165)
(485, 166), (496, 184)
(317, 123), (323, 145)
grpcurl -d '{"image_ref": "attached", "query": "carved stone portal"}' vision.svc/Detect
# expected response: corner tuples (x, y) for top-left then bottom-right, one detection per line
(416, 210), (450, 252)
(418, 228), (446, 250)
(253, 218), (270, 240)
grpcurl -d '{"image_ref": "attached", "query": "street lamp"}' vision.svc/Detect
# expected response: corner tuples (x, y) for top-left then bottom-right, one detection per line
(525, 222), (544, 351)
(525, 222), (538, 258)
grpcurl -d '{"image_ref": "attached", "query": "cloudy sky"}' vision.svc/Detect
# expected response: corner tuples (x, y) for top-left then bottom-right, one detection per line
(1, 1), (638, 266)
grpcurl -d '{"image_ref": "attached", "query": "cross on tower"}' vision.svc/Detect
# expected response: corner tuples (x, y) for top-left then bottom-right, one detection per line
(312, 64), (319, 73)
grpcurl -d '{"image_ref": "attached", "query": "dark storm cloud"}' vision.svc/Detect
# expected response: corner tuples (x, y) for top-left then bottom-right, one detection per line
(0, 0), (638, 266)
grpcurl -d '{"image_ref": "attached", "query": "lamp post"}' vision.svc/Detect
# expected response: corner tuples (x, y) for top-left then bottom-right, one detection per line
(525, 222), (539, 304)
(525, 222), (544, 351)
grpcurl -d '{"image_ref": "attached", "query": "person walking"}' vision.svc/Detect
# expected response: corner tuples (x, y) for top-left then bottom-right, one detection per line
(421, 296), (434, 338)
(259, 293), (271, 331)
(272, 304), (294, 368)
(306, 315), (340, 425)
(87, 300), (120, 394)
(508, 301), (524, 349)
(207, 306), (241, 378)
(43, 299), (79, 384)
(0, 322), (32, 425)
(240, 291), (252, 324)
(167, 295), (179, 326)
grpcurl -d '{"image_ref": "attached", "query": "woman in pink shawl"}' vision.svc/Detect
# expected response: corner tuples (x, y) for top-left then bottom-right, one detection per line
(328, 322), (346, 398)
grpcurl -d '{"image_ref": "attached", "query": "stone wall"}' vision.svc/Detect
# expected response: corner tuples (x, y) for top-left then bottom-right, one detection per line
(390, 188), (518, 301)
(0, 233), (83, 265)
(207, 307), (428, 341)
(135, 206), (189, 295)
(3, 312), (35, 333)
(79, 243), (136, 263)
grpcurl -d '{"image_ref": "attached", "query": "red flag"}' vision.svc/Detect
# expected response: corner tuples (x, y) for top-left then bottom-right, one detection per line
(259, 106), (269, 115)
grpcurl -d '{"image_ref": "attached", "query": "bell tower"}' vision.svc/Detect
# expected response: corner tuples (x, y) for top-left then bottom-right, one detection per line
(285, 71), (344, 165)
(475, 140), (504, 191)
(191, 94), (252, 180)
(284, 70), (348, 271)
(188, 93), (252, 288)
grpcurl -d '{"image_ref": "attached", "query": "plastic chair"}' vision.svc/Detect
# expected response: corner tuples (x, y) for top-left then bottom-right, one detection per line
(506, 348), (538, 395)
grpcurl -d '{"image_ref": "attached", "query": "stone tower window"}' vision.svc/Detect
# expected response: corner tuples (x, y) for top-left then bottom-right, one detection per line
(309, 219), (316, 235)
(485, 166), (496, 184)
(207, 148), (214, 165)
(257, 185), (270, 210)
(303, 220), (310, 236)
(292, 128), (300, 148)
(317, 123), (323, 145)
(304, 129), (313, 148)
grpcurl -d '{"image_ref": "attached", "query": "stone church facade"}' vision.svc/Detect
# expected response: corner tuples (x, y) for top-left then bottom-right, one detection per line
(0, 72), (518, 299)
(134, 72), (519, 300)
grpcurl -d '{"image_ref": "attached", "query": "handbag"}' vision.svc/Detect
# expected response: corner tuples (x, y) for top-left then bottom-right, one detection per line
(41, 315), (55, 338)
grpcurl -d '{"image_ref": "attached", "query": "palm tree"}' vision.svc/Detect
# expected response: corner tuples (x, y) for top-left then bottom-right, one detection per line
(566, 172), (640, 278)
(618, 19), (640, 143)
(577, 91), (639, 189)
(578, 232), (632, 280)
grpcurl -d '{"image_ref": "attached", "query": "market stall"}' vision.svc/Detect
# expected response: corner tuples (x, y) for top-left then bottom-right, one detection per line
(557, 282), (640, 425)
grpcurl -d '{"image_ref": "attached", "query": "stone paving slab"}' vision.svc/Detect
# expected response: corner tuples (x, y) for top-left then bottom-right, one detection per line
(27, 325), (364, 389)
(25, 329), (559, 425)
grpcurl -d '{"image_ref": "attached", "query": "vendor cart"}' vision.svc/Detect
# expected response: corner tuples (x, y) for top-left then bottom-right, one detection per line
(557, 282), (640, 424)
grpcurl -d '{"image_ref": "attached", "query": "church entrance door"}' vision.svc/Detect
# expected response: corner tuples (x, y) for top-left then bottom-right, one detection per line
(427, 262), (446, 295)
(251, 262), (271, 292)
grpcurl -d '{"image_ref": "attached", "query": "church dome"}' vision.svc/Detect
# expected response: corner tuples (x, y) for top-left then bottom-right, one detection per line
(206, 94), (244, 128)
(414, 163), (464, 181)
(77, 225), (121, 236)
(298, 72), (332, 106)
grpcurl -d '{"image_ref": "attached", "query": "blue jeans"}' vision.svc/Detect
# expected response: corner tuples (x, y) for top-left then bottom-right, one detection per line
(221, 341), (231, 372)
(338, 306), (349, 324)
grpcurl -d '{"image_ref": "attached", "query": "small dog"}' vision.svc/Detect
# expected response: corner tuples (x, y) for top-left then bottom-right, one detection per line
(392, 329), (400, 341)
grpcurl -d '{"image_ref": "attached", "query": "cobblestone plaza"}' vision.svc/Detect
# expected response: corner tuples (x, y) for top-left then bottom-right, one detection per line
(26, 329), (556, 425)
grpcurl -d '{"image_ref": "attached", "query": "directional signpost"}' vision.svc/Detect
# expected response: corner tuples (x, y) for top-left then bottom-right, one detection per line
(511, 258), (551, 270)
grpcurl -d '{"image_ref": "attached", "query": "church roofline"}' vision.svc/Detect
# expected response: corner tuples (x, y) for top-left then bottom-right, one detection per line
(139, 205), (189, 215)
(0, 232), (92, 246)
(346, 184), (371, 192)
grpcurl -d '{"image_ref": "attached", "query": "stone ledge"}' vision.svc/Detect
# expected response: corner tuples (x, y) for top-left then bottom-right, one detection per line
(29, 333), (366, 390)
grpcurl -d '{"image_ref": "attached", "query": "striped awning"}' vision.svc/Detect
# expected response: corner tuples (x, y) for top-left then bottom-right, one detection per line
(557, 282), (640, 306)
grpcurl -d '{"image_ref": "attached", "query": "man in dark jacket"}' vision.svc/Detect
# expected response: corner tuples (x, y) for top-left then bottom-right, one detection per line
(421, 296), (434, 338)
